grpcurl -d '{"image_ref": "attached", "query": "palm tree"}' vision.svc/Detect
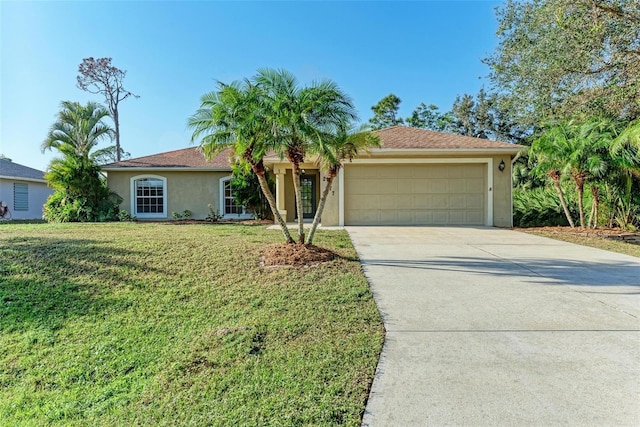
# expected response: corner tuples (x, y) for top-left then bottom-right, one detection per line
(607, 119), (640, 228)
(529, 123), (576, 228)
(188, 79), (294, 243)
(611, 119), (640, 177)
(42, 101), (113, 159)
(306, 123), (380, 245)
(254, 68), (357, 244)
(41, 101), (118, 222)
(564, 119), (612, 228)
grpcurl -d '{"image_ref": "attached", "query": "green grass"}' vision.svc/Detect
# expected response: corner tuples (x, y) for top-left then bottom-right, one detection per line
(524, 230), (640, 258)
(0, 223), (384, 426)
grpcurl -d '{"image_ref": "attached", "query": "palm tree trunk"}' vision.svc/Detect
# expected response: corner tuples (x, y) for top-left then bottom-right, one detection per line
(549, 171), (575, 228)
(573, 174), (586, 228)
(252, 163), (294, 244)
(291, 164), (305, 244)
(307, 173), (335, 245)
(591, 185), (600, 229)
(587, 201), (595, 229)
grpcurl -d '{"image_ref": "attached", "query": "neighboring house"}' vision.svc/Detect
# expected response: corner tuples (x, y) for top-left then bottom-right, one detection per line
(0, 158), (53, 220)
(104, 126), (523, 226)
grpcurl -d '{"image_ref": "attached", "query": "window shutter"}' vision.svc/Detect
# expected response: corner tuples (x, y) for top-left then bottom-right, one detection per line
(14, 183), (28, 211)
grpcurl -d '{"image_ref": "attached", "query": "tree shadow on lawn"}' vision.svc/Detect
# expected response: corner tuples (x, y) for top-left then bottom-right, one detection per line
(361, 256), (640, 289)
(0, 236), (161, 333)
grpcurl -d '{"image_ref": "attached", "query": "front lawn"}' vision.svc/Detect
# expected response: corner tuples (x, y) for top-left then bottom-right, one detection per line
(0, 223), (384, 426)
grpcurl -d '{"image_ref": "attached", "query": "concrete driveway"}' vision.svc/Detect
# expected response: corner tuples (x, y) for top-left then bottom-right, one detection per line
(347, 227), (640, 426)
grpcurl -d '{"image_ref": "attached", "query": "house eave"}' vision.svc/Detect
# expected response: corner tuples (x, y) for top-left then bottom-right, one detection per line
(102, 167), (232, 172)
(262, 148), (523, 165)
(0, 175), (48, 184)
(362, 148), (523, 156)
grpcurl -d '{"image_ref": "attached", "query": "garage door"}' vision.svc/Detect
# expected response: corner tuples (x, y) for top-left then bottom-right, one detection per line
(344, 164), (486, 225)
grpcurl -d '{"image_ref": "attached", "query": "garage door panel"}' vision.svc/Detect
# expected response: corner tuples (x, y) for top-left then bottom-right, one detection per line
(350, 194), (381, 208)
(464, 166), (484, 178)
(397, 179), (414, 192)
(466, 180), (485, 193)
(345, 164), (486, 226)
(414, 211), (434, 223)
(449, 211), (466, 223)
(396, 211), (413, 223)
(379, 211), (395, 223)
(431, 181), (449, 193)
(466, 194), (483, 209)
(378, 180), (398, 193)
(346, 209), (379, 224)
(393, 195), (414, 209)
(450, 195), (466, 209)
(449, 180), (466, 193)
(431, 195), (449, 208)
(413, 182), (431, 194)
(413, 194), (430, 208)
(379, 196), (397, 209)
(396, 167), (416, 179)
(466, 211), (484, 224)
(433, 212), (449, 224)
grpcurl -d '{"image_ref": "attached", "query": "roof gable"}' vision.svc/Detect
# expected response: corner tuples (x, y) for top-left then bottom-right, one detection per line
(103, 147), (233, 169)
(375, 126), (522, 150)
(0, 158), (46, 181)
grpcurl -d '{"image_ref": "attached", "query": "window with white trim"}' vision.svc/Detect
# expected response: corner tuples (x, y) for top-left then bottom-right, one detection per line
(14, 183), (28, 211)
(220, 176), (252, 218)
(131, 176), (167, 218)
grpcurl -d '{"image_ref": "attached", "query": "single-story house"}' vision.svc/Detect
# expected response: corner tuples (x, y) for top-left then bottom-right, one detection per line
(0, 158), (53, 220)
(103, 126), (523, 227)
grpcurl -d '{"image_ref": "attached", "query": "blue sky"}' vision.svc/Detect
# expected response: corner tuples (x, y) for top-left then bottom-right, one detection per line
(1, 0), (501, 171)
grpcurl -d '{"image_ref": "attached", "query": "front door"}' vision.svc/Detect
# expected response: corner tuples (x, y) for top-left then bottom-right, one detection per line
(300, 174), (317, 219)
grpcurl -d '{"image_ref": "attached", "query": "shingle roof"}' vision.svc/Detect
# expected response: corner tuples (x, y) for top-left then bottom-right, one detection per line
(0, 158), (46, 181)
(375, 126), (522, 150)
(104, 127), (521, 170)
(103, 147), (233, 169)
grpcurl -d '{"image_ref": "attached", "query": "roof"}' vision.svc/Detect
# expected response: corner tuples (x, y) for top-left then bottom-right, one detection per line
(104, 127), (522, 171)
(374, 126), (522, 150)
(102, 147), (233, 170)
(0, 158), (47, 181)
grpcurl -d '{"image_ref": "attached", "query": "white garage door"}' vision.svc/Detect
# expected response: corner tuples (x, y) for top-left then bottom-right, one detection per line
(344, 164), (486, 225)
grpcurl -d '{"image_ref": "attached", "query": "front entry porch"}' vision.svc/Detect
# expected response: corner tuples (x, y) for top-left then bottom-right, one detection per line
(271, 165), (321, 223)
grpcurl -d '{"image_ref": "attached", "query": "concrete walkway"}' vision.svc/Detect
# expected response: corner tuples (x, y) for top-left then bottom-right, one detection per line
(347, 227), (640, 426)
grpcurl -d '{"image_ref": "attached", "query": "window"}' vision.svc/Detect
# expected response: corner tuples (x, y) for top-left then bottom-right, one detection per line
(220, 176), (252, 218)
(223, 179), (243, 215)
(130, 176), (166, 218)
(14, 183), (28, 211)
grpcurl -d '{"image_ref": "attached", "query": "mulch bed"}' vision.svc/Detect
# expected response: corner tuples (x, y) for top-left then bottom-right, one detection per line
(261, 243), (338, 268)
(163, 219), (273, 225)
(517, 226), (640, 244)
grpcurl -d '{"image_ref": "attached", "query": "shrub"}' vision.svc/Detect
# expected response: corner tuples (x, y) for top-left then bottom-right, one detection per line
(118, 210), (137, 222)
(206, 204), (222, 222)
(513, 186), (577, 227)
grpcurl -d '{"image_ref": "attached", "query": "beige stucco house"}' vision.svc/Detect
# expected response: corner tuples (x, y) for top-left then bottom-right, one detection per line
(104, 126), (522, 227)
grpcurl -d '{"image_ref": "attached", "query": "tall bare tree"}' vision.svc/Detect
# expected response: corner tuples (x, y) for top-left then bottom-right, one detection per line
(77, 57), (138, 161)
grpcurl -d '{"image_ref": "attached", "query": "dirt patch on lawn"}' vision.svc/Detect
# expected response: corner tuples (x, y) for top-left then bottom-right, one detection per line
(261, 243), (337, 268)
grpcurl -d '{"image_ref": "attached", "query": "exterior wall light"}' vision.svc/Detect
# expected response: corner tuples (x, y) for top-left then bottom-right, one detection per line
(498, 160), (506, 172)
